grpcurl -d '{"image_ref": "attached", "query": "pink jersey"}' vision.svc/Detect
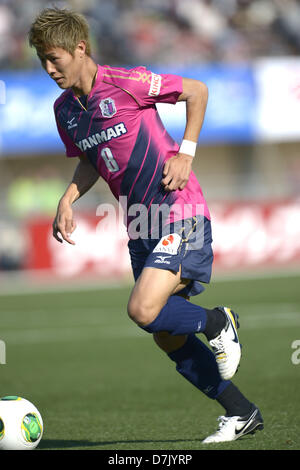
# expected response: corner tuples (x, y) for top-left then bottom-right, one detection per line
(54, 65), (210, 232)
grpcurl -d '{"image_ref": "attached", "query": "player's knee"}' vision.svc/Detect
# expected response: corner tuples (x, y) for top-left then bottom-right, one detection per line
(127, 297), (158, 327)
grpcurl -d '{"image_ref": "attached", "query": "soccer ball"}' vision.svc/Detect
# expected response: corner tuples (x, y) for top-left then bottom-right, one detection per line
(0, 396), (43, 450)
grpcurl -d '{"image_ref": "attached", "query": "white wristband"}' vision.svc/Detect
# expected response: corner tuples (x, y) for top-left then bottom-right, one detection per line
(179, 139), (197, 158)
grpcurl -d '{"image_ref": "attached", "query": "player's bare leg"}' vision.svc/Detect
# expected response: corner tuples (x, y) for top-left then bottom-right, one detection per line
(127, 265), (241, 381)
(127, 266), (193, 352)
(127, 266), (189, 327)
(127, 267), (260, 442)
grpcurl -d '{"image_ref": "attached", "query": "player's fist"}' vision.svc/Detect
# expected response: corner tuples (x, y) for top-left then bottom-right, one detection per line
(161, 153), (193, 191)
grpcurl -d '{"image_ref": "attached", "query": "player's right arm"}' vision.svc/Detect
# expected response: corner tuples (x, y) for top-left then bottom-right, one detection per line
(53, 154), (99, 245)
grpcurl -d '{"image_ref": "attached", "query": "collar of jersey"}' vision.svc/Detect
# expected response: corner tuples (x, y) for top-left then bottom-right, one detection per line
(71, 64), (102, 110)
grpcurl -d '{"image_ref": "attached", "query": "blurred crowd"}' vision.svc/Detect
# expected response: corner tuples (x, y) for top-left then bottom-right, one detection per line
(1, 0), (300, 271)
(1, 0), (300, 69)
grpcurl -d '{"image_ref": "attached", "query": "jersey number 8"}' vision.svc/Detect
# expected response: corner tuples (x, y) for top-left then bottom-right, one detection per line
(101, 147), (119, 173)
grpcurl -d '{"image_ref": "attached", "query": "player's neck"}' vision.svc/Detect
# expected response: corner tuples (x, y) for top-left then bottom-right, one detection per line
(72, 57), (98, 97)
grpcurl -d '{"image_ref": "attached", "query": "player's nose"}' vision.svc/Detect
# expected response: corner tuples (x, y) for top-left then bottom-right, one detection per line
(44, 59), (56, 76)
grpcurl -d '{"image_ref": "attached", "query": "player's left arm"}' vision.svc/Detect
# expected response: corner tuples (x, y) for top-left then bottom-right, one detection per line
(161, 77), (208, 191)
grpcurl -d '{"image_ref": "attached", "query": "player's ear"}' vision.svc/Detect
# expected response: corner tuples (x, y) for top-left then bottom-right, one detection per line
(76, 40), (86, 58)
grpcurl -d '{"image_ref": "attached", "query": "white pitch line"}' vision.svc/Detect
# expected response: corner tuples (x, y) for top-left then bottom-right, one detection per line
(0, 324), (145, 345)
(0, 311), (299, 345)
(212, 268), (300, 282)
(0, 280), (130, 296)
(0, 272), (300, 297)
(0, 267), (299, 296)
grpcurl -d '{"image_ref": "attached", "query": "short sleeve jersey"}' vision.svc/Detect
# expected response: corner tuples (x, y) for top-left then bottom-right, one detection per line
(54, 65), (210, 229)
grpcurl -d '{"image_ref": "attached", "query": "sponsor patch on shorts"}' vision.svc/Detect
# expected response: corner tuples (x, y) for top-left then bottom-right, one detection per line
(153, 255), (172, 265)
(153, 233), (181, 255)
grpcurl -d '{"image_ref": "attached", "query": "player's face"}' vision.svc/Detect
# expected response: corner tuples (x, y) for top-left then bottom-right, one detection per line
(39, 45), (83, 89)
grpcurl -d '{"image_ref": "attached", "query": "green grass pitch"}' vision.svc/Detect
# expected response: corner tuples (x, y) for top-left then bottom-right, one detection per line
(1, 274), (299, 450)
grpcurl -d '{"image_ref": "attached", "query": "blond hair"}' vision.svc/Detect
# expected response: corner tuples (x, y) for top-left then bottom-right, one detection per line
(28, 7), (92, 56)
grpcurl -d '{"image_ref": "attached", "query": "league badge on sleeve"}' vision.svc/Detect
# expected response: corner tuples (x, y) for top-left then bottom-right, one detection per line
(100, 98), (117, 118)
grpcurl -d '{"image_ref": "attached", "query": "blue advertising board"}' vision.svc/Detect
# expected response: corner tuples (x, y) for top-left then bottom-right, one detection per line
(0, 65), (257, 156)
(155, 64), (257, 144)
(0, 70), (63, 155)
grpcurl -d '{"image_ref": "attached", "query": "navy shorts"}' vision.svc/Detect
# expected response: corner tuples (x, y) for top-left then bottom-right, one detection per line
(128, 215), (214, 297)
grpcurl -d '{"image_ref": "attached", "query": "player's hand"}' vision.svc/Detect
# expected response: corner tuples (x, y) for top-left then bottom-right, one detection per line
(161, 153), (193, 191)
(52, 201), (76, 245)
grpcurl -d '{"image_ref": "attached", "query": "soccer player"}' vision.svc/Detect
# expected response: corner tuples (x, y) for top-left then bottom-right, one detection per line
(29, 8), (263, 443)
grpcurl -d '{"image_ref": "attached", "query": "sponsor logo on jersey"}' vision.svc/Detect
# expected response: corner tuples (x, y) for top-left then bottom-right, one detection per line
(67, 117), (77, 129)
(75, 122), (127, 152)
(100, 97), (117, 118)
(148, 73), (162, 97)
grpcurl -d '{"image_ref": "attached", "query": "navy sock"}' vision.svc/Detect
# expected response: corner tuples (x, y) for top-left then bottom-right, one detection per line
(142, 295), (207, 336)
(216, 383), (253, 417)
(203, 308), (227, 341)
(168, 334), (230, 399)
